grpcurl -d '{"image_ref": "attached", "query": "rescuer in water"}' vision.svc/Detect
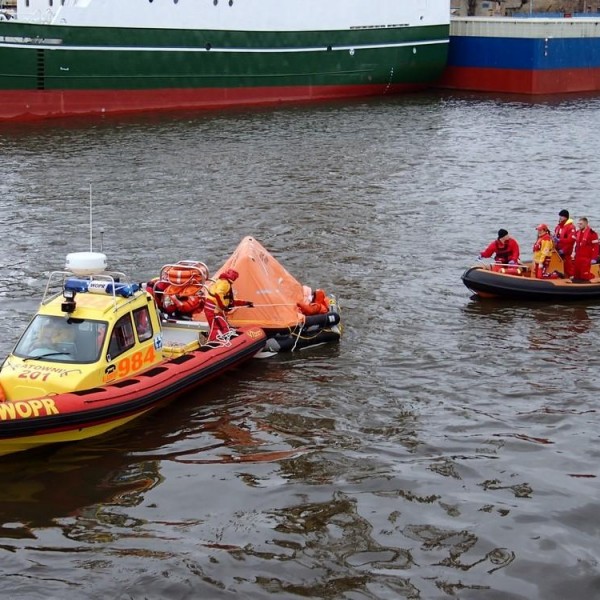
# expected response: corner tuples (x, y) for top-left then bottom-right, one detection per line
(204, 269), (254, 342)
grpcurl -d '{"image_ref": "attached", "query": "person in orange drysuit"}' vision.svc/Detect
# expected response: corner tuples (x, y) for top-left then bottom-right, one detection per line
(479, 229), (520, 264)
(203, 269), (253, 342)
(297, 289), (329, 316)
(573, 217), (599, 281)
(532, 224), (554, 279)
(553, 209), (576, 278)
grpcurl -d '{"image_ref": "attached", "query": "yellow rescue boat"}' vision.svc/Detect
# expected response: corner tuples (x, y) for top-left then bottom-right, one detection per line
(0, 252), (265, 457)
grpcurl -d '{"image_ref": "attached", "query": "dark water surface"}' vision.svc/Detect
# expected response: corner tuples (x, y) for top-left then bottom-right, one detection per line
(0, 93), (600, 599)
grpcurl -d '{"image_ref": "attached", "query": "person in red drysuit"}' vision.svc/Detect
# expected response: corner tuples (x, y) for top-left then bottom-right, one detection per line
(553, 209), (576, 278)
(297, 289), (329, 316)
(479, 229), (520, 264)
(203, 269), (253, 342)
(573, 217), (599, 281)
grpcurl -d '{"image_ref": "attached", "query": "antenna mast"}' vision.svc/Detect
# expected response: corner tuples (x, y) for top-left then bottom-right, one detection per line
(89, 183), (93, 252)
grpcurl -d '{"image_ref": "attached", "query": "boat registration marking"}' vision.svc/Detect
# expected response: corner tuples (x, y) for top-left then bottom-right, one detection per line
(113, 347), (156, 381)
(0, 398), (59, 420)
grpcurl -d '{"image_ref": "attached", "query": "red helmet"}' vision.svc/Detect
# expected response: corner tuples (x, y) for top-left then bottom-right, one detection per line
(220, 268), (239, 282)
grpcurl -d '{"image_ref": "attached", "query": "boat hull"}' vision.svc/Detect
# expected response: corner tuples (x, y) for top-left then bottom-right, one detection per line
(439, 17), (600, 95)
(0, 327), (266, 456)
(462, 266), (600, 301)
(0, 19), (449, 120)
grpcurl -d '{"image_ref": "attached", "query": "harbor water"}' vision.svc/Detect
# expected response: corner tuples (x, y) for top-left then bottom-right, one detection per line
(0, 92), (600, 599)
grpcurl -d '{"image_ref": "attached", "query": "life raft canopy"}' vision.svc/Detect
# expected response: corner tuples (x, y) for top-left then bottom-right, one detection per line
(65, 252), (107, 276)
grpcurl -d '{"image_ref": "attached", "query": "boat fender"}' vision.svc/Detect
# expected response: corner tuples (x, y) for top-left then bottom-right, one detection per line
(303, 312), (340, 329)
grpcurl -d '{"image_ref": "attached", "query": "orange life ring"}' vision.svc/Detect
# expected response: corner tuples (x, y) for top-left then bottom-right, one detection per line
(165, 266), (201, 286)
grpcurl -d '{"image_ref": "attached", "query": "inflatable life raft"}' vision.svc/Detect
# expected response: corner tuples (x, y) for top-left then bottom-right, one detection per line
(214, 236), (343, 352)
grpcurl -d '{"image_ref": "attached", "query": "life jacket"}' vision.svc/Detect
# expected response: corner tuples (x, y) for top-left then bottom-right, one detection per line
(533, 233), (553, 263)
(205, 278), (234, 313)
(554, 219), (576, 253)
(297, 289), (329, 316)
(493, 240), (512, 263)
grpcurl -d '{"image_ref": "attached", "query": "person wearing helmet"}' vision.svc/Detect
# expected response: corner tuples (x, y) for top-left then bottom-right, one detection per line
(533, 223), (554, 278)
(479, 229), (520, 265)
(573, 217), (599, 282)
(203, 269), (254, 342)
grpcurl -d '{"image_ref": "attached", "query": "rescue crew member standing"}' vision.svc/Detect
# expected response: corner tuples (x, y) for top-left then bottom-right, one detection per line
(204, 268), (253, 342)
(573, 217), (599, 281)
(479, 229), (520, 264)
(532, 224), (554, 279)
(553, 209), (576, 278)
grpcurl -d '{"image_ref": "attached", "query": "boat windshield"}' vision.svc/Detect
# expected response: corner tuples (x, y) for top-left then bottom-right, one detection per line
(13, 315), (108, 364)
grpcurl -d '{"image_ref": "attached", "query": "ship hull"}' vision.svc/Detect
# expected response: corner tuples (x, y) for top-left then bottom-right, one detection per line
(439, 17), (600, 95)
(0, 19), (449, 120)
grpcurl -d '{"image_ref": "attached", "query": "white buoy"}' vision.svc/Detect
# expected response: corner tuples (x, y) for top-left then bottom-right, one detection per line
(65, 252), (107, 276)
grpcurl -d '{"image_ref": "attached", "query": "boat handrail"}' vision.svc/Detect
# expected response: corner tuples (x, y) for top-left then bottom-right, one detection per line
(41, 270), (133, 311)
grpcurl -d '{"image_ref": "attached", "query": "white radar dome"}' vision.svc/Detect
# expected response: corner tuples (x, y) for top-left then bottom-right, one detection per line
(65, 252), (107, 276)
